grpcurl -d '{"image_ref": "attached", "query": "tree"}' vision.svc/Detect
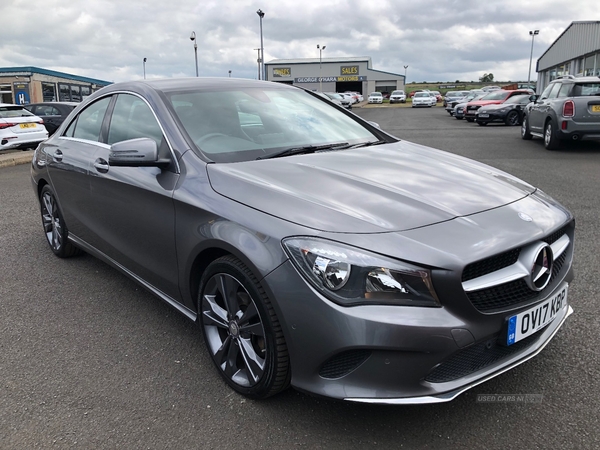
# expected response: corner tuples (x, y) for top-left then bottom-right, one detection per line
(479, 73), (494, 82)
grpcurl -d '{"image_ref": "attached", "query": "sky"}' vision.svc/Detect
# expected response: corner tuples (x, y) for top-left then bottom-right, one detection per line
(2, 0), (599, 84)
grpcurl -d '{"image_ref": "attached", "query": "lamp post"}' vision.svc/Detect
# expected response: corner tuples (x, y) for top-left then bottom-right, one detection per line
(190, 31), (198, 77)
(254, 48), (261, 80)
(143, 57), (147, 79)
(256, 9), (265, 80)
(317, 44), (326, 92)
(403, 65), (408, 86)
(527, 30), (539, 87)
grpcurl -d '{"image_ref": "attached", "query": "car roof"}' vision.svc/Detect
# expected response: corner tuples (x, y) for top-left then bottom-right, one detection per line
(27, 101), (79, 106)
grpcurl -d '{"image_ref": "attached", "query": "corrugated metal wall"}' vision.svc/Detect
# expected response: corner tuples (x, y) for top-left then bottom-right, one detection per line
(538, 22), (600, 71)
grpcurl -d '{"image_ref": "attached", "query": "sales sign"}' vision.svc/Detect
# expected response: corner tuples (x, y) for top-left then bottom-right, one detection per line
(340, 66), (359, 75)
(273, 67), (291, 77)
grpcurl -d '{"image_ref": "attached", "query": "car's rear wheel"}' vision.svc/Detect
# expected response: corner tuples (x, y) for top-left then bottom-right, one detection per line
(39, 185), (82, 258)
(544, 120), (560, 150)
(521, 115), (533, 140)
(505, 110), (520, 126)
(466, 118), (474, 122)
(477, 121), (487, 126)
(198, 256), (290, 399)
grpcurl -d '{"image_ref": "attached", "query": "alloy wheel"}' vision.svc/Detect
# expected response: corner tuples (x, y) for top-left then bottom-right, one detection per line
(201, 273), (267, 387)
(41, 190), (63, 252)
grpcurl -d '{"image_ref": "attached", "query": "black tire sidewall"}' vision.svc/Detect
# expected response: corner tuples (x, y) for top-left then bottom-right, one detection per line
(198, 257), (282, 398)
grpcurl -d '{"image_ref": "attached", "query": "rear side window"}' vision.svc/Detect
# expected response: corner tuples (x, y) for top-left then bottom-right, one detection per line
(547, 83), (561, 99)
(572, 83), (600, 97)
(70, 97), (111, 142)
(558, 84), (572, 98)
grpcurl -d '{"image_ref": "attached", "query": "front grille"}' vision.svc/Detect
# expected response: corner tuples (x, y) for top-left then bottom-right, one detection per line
(319, 350), (371, 379)
(462, 248), (521, 282)
(425, 328), (546, 383)
(463, 227), (569, 313)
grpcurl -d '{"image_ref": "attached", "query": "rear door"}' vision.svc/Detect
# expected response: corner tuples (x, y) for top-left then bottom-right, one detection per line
(46, 96), (112, 241)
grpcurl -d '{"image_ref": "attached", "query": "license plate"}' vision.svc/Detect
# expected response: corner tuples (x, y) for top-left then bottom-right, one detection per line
(478, 114), (489, 118)
(591, 105), (600, 113)
(19, 123), (36, 129)
(507, 283), (568, 345)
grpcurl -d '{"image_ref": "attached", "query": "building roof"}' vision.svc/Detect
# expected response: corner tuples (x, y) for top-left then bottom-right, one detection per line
(266, 56), (373, 66)
(537, 21), (600, 71)
(0, 66), (111, 86)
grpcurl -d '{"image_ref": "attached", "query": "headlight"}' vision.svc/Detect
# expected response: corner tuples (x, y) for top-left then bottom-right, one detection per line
(282, 237), (440, 307)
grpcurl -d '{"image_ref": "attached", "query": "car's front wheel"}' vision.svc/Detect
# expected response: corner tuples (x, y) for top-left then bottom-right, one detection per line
(198, 256), (290, 399)
(544, 120), (560, 150)
(477, 121), (487, 126)
(505, 110), (520, 126)
(39, 185), (82, 258)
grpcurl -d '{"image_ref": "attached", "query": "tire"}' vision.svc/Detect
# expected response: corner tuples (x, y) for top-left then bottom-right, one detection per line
(477, 121), (487, 126)
(521, 115), (532, 140)
(466, 118), (474, 122)
(39, 185), (82, 258)
(544, 120), (560, 150)
(198, 255), (290, 399)
(455, 115), (463, 120)
(505, 110), (520, 126)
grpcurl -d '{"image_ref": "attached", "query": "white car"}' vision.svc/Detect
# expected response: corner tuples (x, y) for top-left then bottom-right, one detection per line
(345, 91), (363, 103)
(0, 103), (48, 151)
(411, 92), (435, 108)
(338, 93), (356, 104)
(389, 90), (406, 103)
(367, 92), (383, 104)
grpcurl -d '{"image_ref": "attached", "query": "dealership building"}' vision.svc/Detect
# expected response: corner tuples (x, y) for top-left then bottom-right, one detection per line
(536, 21), (600, 90)
(0, 66), (110, 105)
(265, 57), (405, 95)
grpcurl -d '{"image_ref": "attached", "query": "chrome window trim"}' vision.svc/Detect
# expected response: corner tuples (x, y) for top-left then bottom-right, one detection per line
(58, 90), (180, 173)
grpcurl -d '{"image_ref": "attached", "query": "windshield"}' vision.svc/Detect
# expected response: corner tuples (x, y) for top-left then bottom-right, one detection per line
(0, 106), (34, 119)
(504, 95), (531, 105)
(414, 93), (429, 98)
(168, 87), (378, 163)
(370, 92), (382, 97)
(481, 90), (510, 101)
(391, 91), (404, 95)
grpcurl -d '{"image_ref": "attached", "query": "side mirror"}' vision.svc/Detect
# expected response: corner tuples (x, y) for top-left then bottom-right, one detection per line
(529, 94), (539, 103)
(109, 138), (170, 168)
(367, 121), (381, 129)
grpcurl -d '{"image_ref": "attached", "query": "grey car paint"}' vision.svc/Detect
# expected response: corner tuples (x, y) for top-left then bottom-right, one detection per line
(31, 78), (575, 403)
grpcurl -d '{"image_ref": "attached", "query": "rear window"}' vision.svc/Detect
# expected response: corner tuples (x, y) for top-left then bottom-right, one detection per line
(0, 106), (34, 119)
(572, 83), (600, 97)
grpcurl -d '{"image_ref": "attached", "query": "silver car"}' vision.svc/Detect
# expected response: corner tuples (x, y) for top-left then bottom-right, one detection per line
(522, 75), (600, 149)
(31, 78), (574, 404)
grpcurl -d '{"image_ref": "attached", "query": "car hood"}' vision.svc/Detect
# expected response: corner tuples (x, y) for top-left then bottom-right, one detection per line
(207, 141), (535, 233)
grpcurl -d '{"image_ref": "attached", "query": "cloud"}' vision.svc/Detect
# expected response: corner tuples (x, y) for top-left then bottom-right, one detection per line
(1, 0), (599, 83)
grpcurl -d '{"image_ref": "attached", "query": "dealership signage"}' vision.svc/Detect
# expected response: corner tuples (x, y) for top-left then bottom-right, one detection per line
(340, 65), (359, 75)
(13, 82), (30, 105)
(273, 67), (291, 77)
(295, 76), (367, 83)
(438, 84), (467, 89)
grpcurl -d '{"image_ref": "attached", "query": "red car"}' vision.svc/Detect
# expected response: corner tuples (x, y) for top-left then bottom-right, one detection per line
(464, 89), (533, 122)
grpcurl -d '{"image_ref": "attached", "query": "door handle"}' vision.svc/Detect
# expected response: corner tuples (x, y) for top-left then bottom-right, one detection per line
(53, 149), (63, 162)
(93, 158), (109, 173)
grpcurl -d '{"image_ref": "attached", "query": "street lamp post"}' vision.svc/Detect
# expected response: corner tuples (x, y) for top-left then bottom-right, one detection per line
(254, 48), (261, 80)
(190, 31), (199, 77)
(317, 44), (326, 92)
(143, 57), (147, 79)
(403, 65), (408, 86)
(527, 30), (539, 87)
(257, 9), (265, 80)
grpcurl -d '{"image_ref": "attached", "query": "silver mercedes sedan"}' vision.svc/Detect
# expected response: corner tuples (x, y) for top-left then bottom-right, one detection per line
(31, 78), (574, 404)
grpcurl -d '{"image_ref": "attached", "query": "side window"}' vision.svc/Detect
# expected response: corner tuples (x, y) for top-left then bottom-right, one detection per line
(71, 97), (111, 142)
(558, 84), (572, 98)
(107, 94), (163, 145)
(547, 83), (561, 100)
(540, 83), (555, 100)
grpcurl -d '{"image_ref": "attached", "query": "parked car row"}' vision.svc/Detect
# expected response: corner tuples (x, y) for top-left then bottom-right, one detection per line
(0, 101), (78, 151)
(444, 89), (533, 125)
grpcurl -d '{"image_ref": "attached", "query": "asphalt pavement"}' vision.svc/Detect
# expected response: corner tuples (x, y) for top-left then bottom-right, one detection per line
(1, 107), (598, 449)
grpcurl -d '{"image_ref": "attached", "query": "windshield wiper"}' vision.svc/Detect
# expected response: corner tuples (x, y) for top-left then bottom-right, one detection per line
(257, 142), (349, 160)
(347, 140), (387, 149)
